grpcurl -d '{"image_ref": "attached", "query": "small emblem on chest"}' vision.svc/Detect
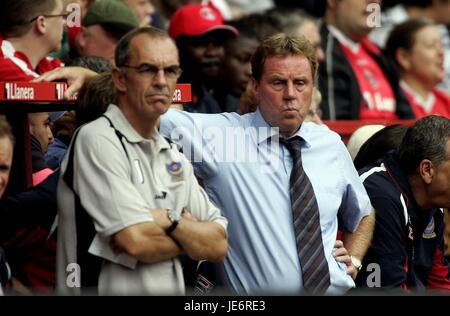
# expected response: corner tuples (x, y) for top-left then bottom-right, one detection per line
(166, 162), (184, 181)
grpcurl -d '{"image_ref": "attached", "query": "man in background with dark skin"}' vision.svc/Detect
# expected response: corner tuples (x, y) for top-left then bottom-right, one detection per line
(168, 3), (238, 113)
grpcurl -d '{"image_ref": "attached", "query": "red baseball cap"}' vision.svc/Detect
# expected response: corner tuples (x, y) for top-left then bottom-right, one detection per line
(169, 4), (238, 40)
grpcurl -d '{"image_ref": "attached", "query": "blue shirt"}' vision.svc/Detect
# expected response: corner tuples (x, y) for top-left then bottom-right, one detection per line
(160, 109), (372, 294)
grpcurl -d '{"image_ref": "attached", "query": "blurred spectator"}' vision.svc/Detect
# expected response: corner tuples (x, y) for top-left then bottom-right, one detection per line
(445, 209), (450, 257)
(3, 112), (57, 292)
(153, 0), (232, 29)
(273, 0), (314, 10)
(0, 116), (14, 295)
(385, 19), (450, 119)
(347, 125), (385, 160)
(0, 0), (65, 81)
(0, 0), (68, 132)
(353, 124), (408, 170)
(66, 55), (114, 73)
(69, 0), (139, 63)
(318, 0), (414, 120)
(121, 0), (156, 26)
(215, 19), (259, 112)
(307, 87), (323, 124)
(226, 0), (274, 18)
(234, 13), (281, 42)
(357, 116), (450, 291)
(267, 8), (325, 62)
(169, 3), (238, 113)
(0, 117), (14, 199)
(29, 113), (54, 186)
(369, 0), (450, 93)
(76, 72), (117, 126)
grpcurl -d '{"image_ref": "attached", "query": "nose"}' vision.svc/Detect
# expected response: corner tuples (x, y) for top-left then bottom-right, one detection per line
(152, 69), (168, 88)
(47, 126), (54, 145)
(284, 81), (296, 100)
(244, 62), (252, 77)
(204, 42), (222, 57)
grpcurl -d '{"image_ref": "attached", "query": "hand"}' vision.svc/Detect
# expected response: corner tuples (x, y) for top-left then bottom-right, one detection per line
(181, 209), (198, 222)
(32, 66), (98, 99)
(150, 208), (172, 230)
(333, 240), (358, 280)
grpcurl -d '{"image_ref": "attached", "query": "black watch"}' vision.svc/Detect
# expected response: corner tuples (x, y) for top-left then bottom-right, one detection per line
(166, 209), (181, 234)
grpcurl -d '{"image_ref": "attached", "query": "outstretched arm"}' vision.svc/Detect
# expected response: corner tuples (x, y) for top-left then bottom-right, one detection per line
(33, 67), (98, 99)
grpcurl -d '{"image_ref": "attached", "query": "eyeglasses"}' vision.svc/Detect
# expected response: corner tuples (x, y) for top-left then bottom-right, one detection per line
(29, 13), (69, 23)
(120, 63), (183, 81)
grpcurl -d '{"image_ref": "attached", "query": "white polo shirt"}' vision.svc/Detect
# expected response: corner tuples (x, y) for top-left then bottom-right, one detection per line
(57, 104), (227, 295)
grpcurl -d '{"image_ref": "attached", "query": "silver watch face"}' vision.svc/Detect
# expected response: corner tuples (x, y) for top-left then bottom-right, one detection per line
(167, 209), (180, 222)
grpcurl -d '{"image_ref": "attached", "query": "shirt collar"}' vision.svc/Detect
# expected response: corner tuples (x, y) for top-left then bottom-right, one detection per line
(104, 104), (171, 151)
(250, 108), (280, 144)
(327, 25), (361, 54)
(1, 38), (38, 77)
(400, 80), (435, 113)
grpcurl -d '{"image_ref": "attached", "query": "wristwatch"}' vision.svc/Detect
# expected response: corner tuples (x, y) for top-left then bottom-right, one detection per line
(350, 255), (363, 271)
(166, 209), (181, 234)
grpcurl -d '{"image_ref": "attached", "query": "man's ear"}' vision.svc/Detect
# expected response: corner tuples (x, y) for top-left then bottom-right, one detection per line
(34, 16), (47, 35)
(419, 159), (434, 184)
(250, 77), (260, 105)
(111, 67), (127, 93)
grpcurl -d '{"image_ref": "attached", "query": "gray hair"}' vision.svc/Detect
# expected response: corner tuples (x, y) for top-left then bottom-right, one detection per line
(398, 115), (450, 174)
(115, 26), (175, 67)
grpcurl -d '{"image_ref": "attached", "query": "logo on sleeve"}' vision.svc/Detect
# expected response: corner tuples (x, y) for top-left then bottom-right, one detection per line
(166, 162), (184, 181)
(422, 217), (436, 239)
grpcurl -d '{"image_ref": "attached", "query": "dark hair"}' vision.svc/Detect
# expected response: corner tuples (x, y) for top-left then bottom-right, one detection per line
(0, 115), (15, 145)
(230, 13), (282, 42)
(251, 33), (318, 82)
(115, 26), (172, 67)
(385, 18), (434, 69)
(354, 125), (408, 170)
(399, 115), (450, 174)
(67, 56), (113, 74)
(226, 18), (260, 42)
(0, 0), (57, 37)
(76, 73), (117, 126)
